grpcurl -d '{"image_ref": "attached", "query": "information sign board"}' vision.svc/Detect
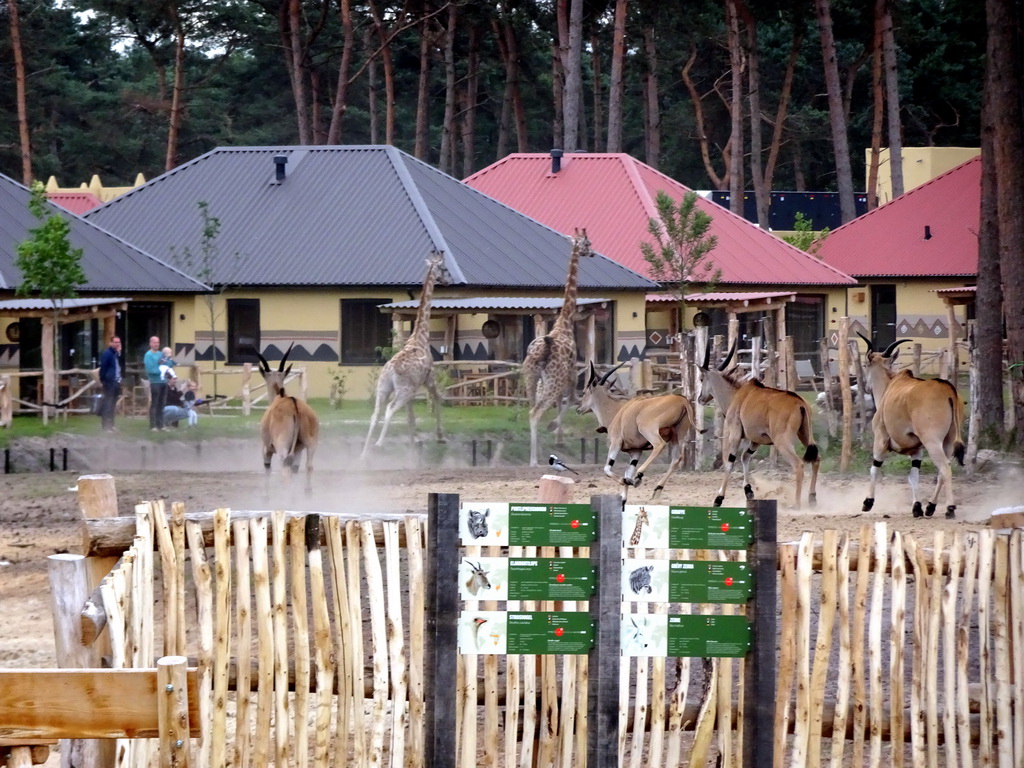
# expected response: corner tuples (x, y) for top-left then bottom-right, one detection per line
(622, 613), (751, 657)
(459, 557), (596, 601)
(507, 503), (597, 546)
(668, 507), (752, 550)
(458, 610), (594, 655)
(621, 559), (752, 603)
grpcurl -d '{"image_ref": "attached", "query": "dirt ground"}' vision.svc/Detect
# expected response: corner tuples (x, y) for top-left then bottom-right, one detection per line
(3, 439), (1022, 675)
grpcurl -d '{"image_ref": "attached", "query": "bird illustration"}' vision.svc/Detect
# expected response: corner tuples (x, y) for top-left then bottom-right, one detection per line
(549, 454), (578, 474)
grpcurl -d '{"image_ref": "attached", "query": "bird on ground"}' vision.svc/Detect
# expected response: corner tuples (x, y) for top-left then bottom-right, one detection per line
(549, 454), (578, 474)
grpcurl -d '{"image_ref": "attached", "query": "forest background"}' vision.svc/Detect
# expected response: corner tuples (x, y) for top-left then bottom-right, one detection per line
(1, 0), (1022, 447)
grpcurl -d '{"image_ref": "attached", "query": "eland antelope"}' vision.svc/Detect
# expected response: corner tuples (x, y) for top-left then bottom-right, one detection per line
(697, 344), (819, 508)
(576, 361), (699, 501)
(857, 334), (965, 519)
(257, 343), (319, 488)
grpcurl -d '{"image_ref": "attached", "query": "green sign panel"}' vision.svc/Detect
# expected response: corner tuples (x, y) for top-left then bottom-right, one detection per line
(508, 558), (596, 601)
(668, 561), (752, 604)
(506, 611), (593, 654)
(668, 507), (752, 550)
(667, 614), (751, 658)
(508, 503), (597, 546)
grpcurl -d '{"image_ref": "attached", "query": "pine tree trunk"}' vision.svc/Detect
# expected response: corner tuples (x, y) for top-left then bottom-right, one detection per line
(366, 27), (379, 144)
(726, 0), (744, 214)
(988, 0), (1024, 446)
(682, 46), (725, 189)
(882, 0), (904, 198)
(415, 12), (432, 160)
(643, 25), (660, 168)
(439, 2), (457, 173)
(866, 0), (885, 210)
(814, 0), (856, 223)
(287, 0), (310, 144)
(7, 0), (32, 184)
(327, 0), (354, 144)
(562, 0), (583, 152)
(552, 0), (567, 149)
(165, 16), (186, 169)
(590, 35), (604, 152)
(606, 0), (628, 153)
(493, 12), (528, 155)
(738, 2), (767, 227)
(763, 24), (801, 190)
(976, 46), (1006, 441)
(462, 24), (480, 176)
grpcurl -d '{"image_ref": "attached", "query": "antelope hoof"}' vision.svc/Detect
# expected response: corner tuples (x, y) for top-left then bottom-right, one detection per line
(713, 495), (724, 507)
(743, 484), (754, 500)
(912, 502), (924, 518)
(945, 506), (956, 519)
(808, 493), (818, 508)
(925, 502), (937, 517)
(862, 498), (875, 512)
(633, 473), (644, 488)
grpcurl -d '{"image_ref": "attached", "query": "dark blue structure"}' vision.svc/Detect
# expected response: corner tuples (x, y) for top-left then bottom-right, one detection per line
(709, 191), (869, 230)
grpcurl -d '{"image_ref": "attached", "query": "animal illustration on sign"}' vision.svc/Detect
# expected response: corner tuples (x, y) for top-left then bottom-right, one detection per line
(466, 507), (489, 539)
(629, 565), (654, 595)
(629, 506), (650, 547)
(464, 560), (492, 596)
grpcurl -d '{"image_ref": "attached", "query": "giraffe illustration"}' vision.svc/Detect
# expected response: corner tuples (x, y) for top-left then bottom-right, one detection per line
(362, 251), (447, 457)
(629, 506), (650, 547)
(523, 228), (593, 467)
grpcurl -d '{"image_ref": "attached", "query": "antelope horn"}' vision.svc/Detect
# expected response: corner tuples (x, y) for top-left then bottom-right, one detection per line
(279, 342), (295, 371)
(254, 347), (271, 372)
(856, 331), (874, 353)
(599, 361), (628, 385)
(882, 338), (912, 358)
(719, 342), (737, 371)
(587, 361), (599, 386)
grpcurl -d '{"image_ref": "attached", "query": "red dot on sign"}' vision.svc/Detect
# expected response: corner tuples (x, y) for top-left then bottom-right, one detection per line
(725, 577), (734, 586)
(721, 523), (730, 532)
(555, 627), (564, 637)
(556, 573), (565, 583)
(571, 519), (580, 528)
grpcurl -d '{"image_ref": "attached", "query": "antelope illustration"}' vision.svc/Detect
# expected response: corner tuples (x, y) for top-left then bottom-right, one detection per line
(857, 334), (966, 518)
(257, 343), (319, 489)
(697, 342), (819, 509)
(463, 560), (492, 597)
(576, 361), (699, 501)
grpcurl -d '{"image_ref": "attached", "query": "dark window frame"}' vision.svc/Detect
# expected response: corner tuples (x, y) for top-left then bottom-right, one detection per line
(341, 298), (392, 365)
(227, 298), (261, 365)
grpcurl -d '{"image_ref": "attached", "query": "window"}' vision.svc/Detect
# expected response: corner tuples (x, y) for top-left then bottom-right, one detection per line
(227, 299), (260, 364)
(341, 299), (391, 364)
(123, 302), (171, 365)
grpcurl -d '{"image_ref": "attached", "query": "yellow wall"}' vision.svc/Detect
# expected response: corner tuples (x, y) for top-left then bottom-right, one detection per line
(869, 147), (980, 206)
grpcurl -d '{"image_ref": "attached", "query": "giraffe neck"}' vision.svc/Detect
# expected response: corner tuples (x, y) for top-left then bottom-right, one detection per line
(407, 260), (438, 349)
(553, 238), (584, 336)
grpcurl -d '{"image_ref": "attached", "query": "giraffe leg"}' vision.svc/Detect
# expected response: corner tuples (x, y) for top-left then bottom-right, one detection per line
(425, 375), (446, 442)
(361, 376), (393, 457)
(375, 392), (410, 448)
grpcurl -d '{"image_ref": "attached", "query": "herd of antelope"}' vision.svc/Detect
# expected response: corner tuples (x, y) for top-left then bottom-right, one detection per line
(255, 332), (966, 518)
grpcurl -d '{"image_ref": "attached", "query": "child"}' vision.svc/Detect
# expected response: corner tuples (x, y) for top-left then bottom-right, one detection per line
(182, 380), (200, 427)
(158, 347), (178, 381)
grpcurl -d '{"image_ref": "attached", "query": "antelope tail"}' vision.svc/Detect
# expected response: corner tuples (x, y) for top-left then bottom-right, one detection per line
(799, 404), (819, 463)
(950, 394), (966, 466)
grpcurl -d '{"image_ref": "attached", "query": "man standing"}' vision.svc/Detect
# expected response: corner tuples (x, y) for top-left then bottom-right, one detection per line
(98, 335), (122, 433)
(143, 335), (168, 431)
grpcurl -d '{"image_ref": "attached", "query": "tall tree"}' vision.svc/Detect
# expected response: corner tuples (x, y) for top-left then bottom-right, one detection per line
(561, 0), (584, 151)
(725, 0), (744, 215)
(814, 0), (856, 222)
(606, 0), (628, 153)
(6, 0), (31, 184)
(987, 0), (1024, 447)
(737, 0), (767, 227)
(866, 0), (885, 210)
(881, 0), (904, 198)
(642, 23), (660, 167)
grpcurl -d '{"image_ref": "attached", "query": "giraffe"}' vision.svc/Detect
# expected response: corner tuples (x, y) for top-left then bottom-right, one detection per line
(523, 228), (593, 467)
(361, 251), (447, 457)
(628, 506), (649, 547)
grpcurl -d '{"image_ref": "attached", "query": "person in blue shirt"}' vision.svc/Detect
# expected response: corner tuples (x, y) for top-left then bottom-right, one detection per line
(97, 336), (122, 433)
(143, 335), (168, 431)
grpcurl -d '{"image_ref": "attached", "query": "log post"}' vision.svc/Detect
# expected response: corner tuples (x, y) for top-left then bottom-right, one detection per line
(838, 319), (854, 471)
(0, 374), (12, 428)
(157, 656), (192, 768)
(42, 317), (55, 425)
(537, 474), (574, 503)
(241, 363), (252, 416)
(912, 343), (922, 377)
(47, 554), (103, 768)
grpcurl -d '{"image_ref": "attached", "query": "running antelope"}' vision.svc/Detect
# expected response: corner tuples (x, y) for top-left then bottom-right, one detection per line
(576, 361), (699, 501)
(257, 343), (319, 489)
(697, 343), (819, 508)
(857, 334), (965, 519)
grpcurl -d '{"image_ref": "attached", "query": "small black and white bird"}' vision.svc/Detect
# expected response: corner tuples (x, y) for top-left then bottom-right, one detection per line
(548, 454), (578, 474)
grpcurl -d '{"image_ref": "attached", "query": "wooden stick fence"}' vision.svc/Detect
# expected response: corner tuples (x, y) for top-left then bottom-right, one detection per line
(67, 502), (1024, 768)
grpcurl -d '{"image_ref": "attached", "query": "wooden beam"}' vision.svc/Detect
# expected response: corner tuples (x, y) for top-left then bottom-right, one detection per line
(0, 668), (200, 739)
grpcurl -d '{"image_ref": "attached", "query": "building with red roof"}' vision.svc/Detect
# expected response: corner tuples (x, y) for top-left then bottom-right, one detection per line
(465, 151), (855, 363)
(817, 156), (979, 364)
(45, 191), (103, 215)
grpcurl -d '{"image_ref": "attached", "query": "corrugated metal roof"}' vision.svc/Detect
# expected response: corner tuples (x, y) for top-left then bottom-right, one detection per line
(817, 157), (980, 278)
(0, 173), (208, 293)
(0, 297), (130, 311)
(379, 297), (609, 311)
(47, 191), (103, 215)
(646, 291), (796, 303)
(464, 153), (855, 287)
(83, 146), (656, 291)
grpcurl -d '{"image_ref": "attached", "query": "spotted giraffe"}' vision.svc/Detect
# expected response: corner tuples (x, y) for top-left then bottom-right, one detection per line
(628, 506), (649, 547)
(523, 229), (593, 467)
(362, 251), (448, 456)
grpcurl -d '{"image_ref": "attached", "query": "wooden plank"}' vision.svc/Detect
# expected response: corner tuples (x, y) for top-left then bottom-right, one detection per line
(889, 531), (907, 768)
(424, 493), (459, 768)
(829, 533), (851, 768)
(0, 668), (200, 739)
(745, 499), (776, 768)
(587, 495), (621, 768)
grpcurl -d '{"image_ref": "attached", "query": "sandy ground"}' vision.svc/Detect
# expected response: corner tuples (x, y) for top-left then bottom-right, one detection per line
(3, 441), (1022, 674)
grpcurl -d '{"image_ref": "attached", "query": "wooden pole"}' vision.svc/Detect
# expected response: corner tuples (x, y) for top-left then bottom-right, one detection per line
(157, 655), (192, 768)
(47, 553), (103, 768)
(42, 317), (55, 424)
(966, 321), (980, 471)
(588, 495), (621, 768)
(425, 493), (459, 768)
(0, 374), (12, 428)
(744, 499), (777, 768)
(538, 474), (574, 503)
(838, 319), (854, 471)
(947, 302), (959, 384)
(241, 363), (252, 416)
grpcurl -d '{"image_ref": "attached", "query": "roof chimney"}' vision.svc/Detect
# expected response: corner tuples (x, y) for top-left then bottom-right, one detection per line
(550, 148), (564, 174)
(924, 225), (932, 240)
(273, 155), (288, 182)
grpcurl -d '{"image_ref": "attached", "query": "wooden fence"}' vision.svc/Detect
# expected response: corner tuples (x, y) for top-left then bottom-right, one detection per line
(69, 503), (1024, 768)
